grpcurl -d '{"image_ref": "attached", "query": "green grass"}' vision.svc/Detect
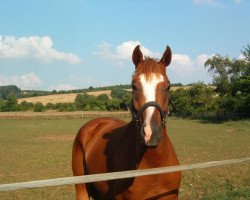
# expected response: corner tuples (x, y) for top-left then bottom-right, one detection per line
(0, 117), (249, 199)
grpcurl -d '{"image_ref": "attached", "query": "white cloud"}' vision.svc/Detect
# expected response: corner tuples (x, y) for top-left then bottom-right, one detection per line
(169, 53), (214, 83)
(48, 84), (76, 91)
(70, 75), (111, 87)
(171, 54), (194, 75)
(0, 72), (42, 90)
(195, 54), (213, 66)
(95, 40), (214, 84)
(95, 41), (160, 63)
(0, 35), (81, 64)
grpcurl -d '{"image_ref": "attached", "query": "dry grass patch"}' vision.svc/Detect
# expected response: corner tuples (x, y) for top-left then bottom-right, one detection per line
(18, 93), (78, 104)
(36, 134), (75, 142)
(18, 91), (112, 105)
(87, 90), (111, 97)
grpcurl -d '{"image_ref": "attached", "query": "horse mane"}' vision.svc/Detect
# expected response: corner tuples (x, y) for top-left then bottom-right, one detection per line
(133, 57), (165, 81)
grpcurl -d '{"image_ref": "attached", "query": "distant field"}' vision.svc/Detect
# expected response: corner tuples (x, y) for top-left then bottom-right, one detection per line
(0, 111), (130, 119)
(17, 86), (191, 105)
(0, 116), (249, 200)
(17, 90), (112, 104)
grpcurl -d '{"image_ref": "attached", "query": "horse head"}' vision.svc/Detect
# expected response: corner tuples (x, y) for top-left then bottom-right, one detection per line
(131, 45), (172, 147)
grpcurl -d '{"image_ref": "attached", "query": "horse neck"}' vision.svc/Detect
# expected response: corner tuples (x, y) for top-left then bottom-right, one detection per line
(126, 120), (146, 158)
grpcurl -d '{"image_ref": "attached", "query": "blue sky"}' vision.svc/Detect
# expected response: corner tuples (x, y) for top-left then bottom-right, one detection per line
(0, 0), (249, 90)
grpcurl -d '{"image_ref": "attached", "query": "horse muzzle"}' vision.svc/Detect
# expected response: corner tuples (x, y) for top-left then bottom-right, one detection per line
(140, 122), (163, 147)
(131, 101), (167, 147)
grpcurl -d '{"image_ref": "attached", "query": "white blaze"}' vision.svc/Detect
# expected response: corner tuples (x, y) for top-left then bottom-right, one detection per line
(139, 74), (164, 142)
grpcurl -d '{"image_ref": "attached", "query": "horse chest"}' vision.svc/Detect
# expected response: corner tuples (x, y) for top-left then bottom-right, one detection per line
(122, 173), (179, 200)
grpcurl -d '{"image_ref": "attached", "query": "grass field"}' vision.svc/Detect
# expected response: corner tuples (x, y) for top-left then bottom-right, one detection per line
(0, 116), (249, 199)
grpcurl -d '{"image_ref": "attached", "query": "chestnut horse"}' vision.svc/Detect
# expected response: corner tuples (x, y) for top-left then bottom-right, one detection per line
(72, 45), (181, 200)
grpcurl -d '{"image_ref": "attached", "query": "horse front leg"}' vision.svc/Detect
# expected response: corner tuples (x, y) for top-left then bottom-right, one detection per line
(72, 139), (90, 200)
(75, 184), (89, 200)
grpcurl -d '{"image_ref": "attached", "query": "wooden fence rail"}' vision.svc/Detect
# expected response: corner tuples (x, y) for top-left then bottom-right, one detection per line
(0, 157), (249, 192)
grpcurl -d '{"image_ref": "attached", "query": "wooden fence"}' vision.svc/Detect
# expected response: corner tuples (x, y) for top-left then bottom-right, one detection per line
(0, 157), (249, 192)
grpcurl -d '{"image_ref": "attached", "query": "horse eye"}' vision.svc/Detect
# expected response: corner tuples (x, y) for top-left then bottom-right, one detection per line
(132, 85), (137, 91)
(165, 85), (171, 91)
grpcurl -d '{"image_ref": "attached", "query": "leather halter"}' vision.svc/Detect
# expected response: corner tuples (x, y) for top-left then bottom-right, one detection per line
(131, 96), (176, 129)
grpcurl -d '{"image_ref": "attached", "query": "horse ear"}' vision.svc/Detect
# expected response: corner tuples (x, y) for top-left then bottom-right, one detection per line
(132, 45), (143, 67)
(160, 46), (172, 67)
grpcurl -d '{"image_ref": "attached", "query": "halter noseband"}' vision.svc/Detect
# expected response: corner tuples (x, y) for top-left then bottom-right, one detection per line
(131, 97), (176, 129)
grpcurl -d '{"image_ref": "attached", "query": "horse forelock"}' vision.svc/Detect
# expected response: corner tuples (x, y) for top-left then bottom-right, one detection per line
(132, 57), (166, 81)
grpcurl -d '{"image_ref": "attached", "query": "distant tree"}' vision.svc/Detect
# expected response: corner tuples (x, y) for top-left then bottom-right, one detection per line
(74, 93), (103, 111)
(58, 90), (66, 94)
(96, 94), (109, 102)
(3, 94), (19, 111)
(107, 98), (121, 111)
(120, 92), (132, 111)
(172, 88), (191, 116)
(0, 85), (21, 100)
(188, 83), (217, 115)
(171, 83), (183, 86)
(172, 83), (216, 116)
(110, 88), (132, 110)
(88, 86), (94, 91)
(75, 93), (90, 110)
(0, 99), (6, 112)
(67, 103), (77, 111)
(111, 88), (128, 99)
(45, 102), (55, 110)
(241, 44), (250, 62)
(58, 103), (76, 112)
(86, 96), (103, 111)
(205, 45), (250, 117)
(19, 101), (33, 111)
(96, 94), (110, 111)
(33, 102), (45, 112)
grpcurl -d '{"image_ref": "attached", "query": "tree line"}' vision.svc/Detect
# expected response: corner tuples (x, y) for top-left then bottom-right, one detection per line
(0, 85), (21, 99)
(0, 88), (132, 112)
(0, 45), (249, 119)
(0, 84), (133, 100)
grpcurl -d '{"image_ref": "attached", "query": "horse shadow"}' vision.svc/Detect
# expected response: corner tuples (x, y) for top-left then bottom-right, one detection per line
(94, 123), (145, 199)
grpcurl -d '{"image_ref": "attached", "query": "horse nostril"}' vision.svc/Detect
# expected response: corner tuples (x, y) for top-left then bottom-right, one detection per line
(143, 124), (153, 143)
(140, 123), (147, 138)
(142, 123), (146, 135)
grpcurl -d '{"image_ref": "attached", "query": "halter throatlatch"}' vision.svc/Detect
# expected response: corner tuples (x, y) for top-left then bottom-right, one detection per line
(130, 96), (176, 129)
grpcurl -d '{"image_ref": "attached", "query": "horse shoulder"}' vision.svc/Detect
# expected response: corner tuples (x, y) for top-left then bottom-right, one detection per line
(75, 117), (127, 170)
(75, 117), (127, 148)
